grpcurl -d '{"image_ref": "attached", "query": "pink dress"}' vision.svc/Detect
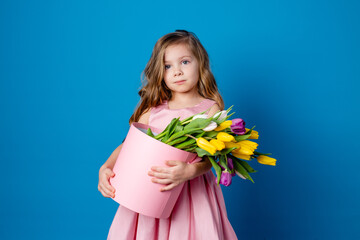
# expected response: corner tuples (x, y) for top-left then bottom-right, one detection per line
(107, 99), (238, 240)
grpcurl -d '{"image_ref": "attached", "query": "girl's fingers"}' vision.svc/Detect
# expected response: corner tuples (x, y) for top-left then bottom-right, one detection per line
(151, 166), (170, 174)
(99, 182), (115, 198)
(165, 160), (180, 166)
(151, 178), (172, 185)
(98, 167), (116, 198)
(104, 179), (115, 192)
(160, 183), (177, 192)
(104, 182), (116, 195)
(104, 168), (116, 178)
(100, 172), (116, 192)
(98, 184), (111, 198)
(148, 171), (169, 179)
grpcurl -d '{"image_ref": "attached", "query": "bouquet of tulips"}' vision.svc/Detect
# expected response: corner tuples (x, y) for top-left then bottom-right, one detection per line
(146, 106), (277, 186)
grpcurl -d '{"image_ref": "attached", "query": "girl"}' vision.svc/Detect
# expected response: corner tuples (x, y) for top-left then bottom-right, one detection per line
(98, 30), (238, 240)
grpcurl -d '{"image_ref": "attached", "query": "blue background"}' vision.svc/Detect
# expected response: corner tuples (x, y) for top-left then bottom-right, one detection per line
(1, 0), (359, 239)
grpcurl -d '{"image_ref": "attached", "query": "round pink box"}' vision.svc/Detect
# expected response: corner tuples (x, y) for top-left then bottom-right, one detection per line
(110, 122), (199, 218)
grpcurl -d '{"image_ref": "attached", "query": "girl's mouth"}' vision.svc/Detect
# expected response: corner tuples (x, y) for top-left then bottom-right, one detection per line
(175, 80), (186, 85)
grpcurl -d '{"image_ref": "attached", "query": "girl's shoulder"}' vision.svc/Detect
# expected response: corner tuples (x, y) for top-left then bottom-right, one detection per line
(138, 107), (153, 125)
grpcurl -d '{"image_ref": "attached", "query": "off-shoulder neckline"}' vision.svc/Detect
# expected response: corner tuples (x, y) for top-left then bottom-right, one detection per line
(164, 98), (212, 110)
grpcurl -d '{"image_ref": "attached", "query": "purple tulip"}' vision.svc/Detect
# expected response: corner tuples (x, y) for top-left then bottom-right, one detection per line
(227, 158), (236, 176)
(219, 158), (236, 176)
(219, 171), (232, 186)
(230, 118), (246, 135)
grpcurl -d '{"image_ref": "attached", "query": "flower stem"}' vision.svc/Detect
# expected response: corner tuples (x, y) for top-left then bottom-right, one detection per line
(185, 134), (197, 140)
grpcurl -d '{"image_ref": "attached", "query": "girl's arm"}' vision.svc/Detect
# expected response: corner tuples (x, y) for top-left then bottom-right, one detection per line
(100, 144), (123, 171)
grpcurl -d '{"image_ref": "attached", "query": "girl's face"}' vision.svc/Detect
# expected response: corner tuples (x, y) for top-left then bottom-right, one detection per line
(163, 43), (200, 96)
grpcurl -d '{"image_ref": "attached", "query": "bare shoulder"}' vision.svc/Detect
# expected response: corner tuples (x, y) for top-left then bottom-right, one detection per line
(207, 103), (221, 117)
(137, 108), (152, 125)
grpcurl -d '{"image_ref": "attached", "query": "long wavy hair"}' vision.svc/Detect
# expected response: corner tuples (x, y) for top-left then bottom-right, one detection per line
(129, 30), (224, 124)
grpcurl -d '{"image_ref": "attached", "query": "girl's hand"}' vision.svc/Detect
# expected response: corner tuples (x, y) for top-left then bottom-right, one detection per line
(98, 166), (116, 198)
(148, 160), (196, 192)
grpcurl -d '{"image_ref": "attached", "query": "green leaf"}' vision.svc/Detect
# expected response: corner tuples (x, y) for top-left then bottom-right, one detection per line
(219, 155), (231, 172)
(163, 118), (180, 142)
(167, 136), (188, 146)
(182, 145), (197, 152)
(254, 151), (272, 156)
(195, 131), (206, 138)
(165, 127), (202, 143)
(175, 124), (183, 133)
(184, 118), (212, 130)
(154, 131), (166, 140)
(174, 138), (196, 149)
(180, 109), (210, 125)
(203, 131), (218, 138)
(195, 147), (211, 157)
(234, 133), (251, 141)
(233, 125), (256, 141)
(230, 155), (255, 183)
(238, 159), (257, 173)
(217, 147), (238, 155)
(208, 156), (222, 185)
(146, 128), (155, 138)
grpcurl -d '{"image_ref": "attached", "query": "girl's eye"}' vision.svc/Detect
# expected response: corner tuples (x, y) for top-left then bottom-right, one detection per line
(182, 60), (189, 65)
(165, 65), (171, 70)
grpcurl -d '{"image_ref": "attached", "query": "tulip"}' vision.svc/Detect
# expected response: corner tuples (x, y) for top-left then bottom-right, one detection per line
(232, 152), (251, 160)
(210, 139), (225, 151)
(216, 132), (235, 142)
(235, 171), (247, 179)
(214, 120), (232, 131)
(219, 171), (232, 186)
(230, 118), (246, 135)
(218, 158), (235, 176)
(196, 137), (217, 155)
(224, 142), (240, 149)
(224, 142), (253, 157)
(227, 157), (236, 176)
(239, 140), (258, 151)
(257, 155), (277, 166)
(192, 114), (218, 131)
(233, 141), (256, 155)
(214, 110), (227, 121)
(192, 114), (208, 120)
(231, 144), (253, 155)
(245, 128), (259, 139)
(203, 121), (218, 131)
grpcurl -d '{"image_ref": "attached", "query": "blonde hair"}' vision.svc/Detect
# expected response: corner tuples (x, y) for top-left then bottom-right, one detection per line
(129, 30), (224, 124)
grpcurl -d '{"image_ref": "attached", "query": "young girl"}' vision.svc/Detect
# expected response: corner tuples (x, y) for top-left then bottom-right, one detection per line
(98, 30), (238, 240)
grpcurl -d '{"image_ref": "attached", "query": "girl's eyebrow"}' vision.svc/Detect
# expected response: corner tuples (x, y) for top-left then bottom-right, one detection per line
(164, 55), (192, 63)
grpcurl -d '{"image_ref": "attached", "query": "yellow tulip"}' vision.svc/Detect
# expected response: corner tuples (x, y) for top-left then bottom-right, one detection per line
(196, 137), (217, 155)
(210, 139), (225, 151)
(232, 152), (251, 160)
(245, 128), (259, 139)
(224, 142), (253, 157)
(257, 155), (277, 166)
(239, 140), (258, 150)
(216, 132), (235, 142)
(234, 144), (254, 155)
(224, 142), (240, 149)
(214, 120), (232, 131)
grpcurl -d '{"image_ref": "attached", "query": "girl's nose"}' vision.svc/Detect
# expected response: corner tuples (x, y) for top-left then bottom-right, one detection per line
(174, 68), (183, 76)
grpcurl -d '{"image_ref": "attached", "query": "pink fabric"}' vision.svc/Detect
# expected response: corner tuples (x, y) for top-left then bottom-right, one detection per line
(107, 99), (238, 240)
